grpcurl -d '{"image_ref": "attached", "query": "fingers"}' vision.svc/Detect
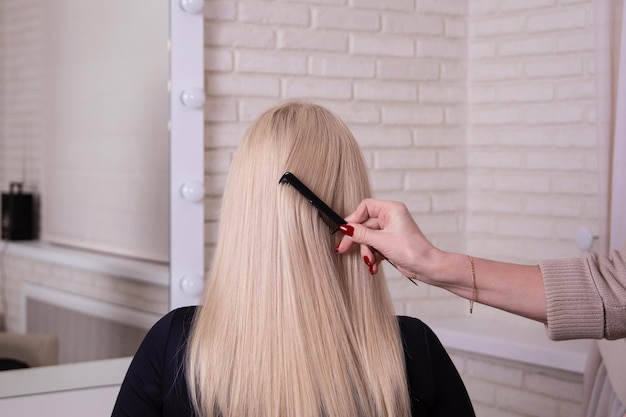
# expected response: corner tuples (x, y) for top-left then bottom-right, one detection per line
(344, 198), (391, 224)
(362, 249), (378, 275)
(363, 245), (384, 275)
(338, 198), (413, 275)
(336, 232), (379, 275)
(336, 199), (398, 257)
(336, 222), (377, 251)
(335, 224), (361, 254)
(336, 222), (385, 274)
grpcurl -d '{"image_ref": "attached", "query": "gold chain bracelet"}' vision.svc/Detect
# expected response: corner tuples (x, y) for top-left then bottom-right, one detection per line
(468, 255), (476, 314)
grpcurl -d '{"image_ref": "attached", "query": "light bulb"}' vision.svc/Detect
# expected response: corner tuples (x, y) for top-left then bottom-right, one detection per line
(180, 88), (205, 109)
(180, 274), (204, 296)
(180, 181), (205, 203)
(575, 227), (593, 252)
(180, 0), (204, 14)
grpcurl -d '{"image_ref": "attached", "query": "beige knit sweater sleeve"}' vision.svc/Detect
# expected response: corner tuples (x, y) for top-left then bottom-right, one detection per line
(539, 248), (626, 341)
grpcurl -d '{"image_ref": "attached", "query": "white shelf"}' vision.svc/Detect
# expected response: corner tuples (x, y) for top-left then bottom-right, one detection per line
(1, 240), (169, 287)
(0, 356), (132, 398)
(428, 317), (592, 374)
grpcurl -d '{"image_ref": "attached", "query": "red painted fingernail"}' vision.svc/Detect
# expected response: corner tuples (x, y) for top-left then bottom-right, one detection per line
(338, 224), (354, 236)
(364, 256), (372, 267)
(369, 265), (375, 275)
(335, 244), (340, 253)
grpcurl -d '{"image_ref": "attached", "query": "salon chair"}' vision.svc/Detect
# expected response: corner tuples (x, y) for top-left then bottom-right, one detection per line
(0, 332), (59, 370)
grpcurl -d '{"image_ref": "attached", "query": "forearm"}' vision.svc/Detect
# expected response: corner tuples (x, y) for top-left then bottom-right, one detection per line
(337, 198), (548, 322)
(425, 252), (547, 323)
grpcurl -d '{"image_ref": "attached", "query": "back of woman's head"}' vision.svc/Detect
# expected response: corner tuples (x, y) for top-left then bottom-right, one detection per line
(221, 101), (370, 258)
(187, 101), (410, 417)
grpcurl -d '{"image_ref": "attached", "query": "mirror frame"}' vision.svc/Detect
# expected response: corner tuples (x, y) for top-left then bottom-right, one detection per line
(169, 0), (205, 310)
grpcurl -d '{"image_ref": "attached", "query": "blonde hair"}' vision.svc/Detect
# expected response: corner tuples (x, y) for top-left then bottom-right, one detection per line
(186, 101), (411, 417)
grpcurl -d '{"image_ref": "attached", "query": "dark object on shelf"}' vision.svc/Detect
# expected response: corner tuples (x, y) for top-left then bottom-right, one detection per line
(1, 182), (37, 240)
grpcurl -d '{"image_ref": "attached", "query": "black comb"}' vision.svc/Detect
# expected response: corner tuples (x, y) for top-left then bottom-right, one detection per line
(279, 172), (346, 233)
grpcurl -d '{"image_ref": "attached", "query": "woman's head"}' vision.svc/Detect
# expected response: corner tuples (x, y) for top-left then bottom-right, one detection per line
(221, 100), (371, 249)
(212, 101), (378, 303)
(188, 101), (410, 417)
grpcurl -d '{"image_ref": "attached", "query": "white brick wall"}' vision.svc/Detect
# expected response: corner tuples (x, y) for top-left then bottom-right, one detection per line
(467, 0), (598, 270)
(0, 0), (43, 195)
(452, 350), (584, 417)
(203, 1), (470, 281)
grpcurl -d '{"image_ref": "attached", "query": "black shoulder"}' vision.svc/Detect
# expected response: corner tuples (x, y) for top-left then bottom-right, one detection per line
(112, 306), (198, 417)
(396, 315), (475, 416)
(397, 315), (430, 334)
(140, 306), (196, 355)
(166, 306), (197, 335)
(397, 315), (442, 352)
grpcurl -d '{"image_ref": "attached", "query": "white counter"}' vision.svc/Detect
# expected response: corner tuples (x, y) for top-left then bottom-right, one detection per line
(429, 317), (592, 373)
(0, 357), (131, 417)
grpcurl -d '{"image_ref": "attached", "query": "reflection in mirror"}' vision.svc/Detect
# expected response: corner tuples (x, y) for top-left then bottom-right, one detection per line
(41, 0), (170, 262)
(0, 0), (170, 367)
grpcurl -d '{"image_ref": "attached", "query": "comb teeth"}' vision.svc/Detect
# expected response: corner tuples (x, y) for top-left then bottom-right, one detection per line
(278, 172), (346, 233)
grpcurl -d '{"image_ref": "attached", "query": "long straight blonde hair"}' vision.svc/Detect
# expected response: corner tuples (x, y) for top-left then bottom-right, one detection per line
(186, 101), (411, 417)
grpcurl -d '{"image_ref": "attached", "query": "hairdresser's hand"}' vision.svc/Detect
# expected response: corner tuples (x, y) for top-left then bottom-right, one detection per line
(336, 199), (444, 282)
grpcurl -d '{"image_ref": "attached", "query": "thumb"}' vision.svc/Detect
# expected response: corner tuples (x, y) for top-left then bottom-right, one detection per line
(339, 223), (379, 248)
(337, 223), (391, 267)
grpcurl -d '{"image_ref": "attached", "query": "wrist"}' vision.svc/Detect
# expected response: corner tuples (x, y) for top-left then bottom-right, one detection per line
(426, 250), (470, 290)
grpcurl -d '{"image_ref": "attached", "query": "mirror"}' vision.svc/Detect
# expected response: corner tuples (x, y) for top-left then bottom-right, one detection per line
(41, 0), (170, 263)
(0, 0), (204, 371)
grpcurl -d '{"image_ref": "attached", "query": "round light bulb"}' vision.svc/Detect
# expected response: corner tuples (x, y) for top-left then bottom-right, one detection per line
(180, 88), (205, 109)
(180, 181), (205, 203)
(575, 227), (593, 252)
(180, 274), (204, 296)
(180, 0), (204, 14)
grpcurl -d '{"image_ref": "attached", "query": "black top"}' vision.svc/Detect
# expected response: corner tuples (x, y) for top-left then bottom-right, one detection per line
(112, 307), (475, 417)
